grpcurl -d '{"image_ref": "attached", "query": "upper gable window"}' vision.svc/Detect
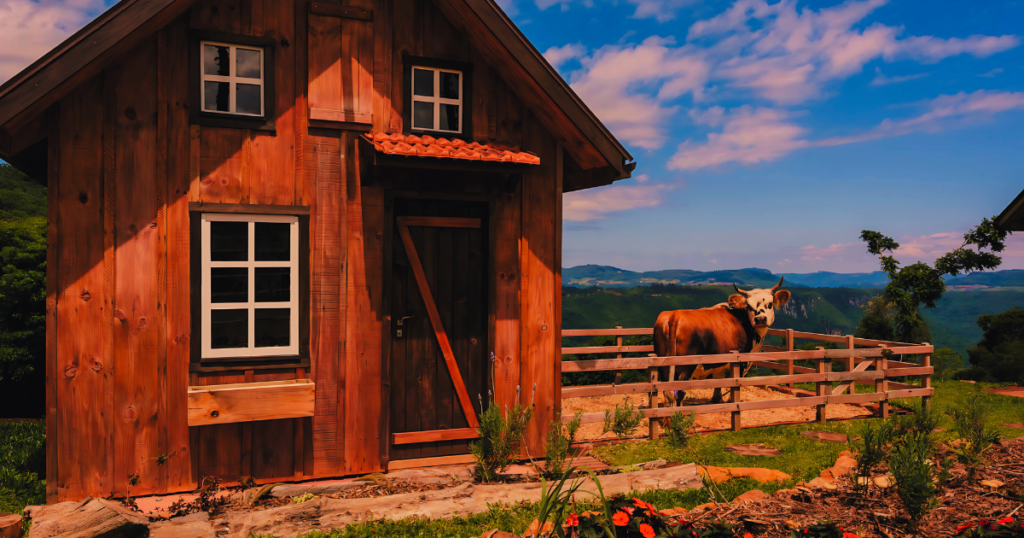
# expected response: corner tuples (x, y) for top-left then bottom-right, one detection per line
(201, 42), (265, 117)
(411, 66), (462, 133)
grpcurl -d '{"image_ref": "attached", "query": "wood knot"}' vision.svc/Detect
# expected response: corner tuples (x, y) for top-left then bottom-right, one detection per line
(375, 232), (383, 240)
(504, 355), (513, 364)
(280, 38), (290, 48)
(64, 364), (78, 378)
(79, 192), (88, 204)
(210, 410), (220, 418)
(114, 309), (127, 321)
(90, 359), (103, 372)
(542, 325), (548, 331)
(507, 273), (517, 281)
(122, 406), (139, 422)
(470, 338), (477, 345)
(80, 290), (91, 302)
(124, 107), (137, 121)
(138, 317), (147, 328)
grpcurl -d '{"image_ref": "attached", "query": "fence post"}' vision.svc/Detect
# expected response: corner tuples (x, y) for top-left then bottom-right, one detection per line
(648, 367), (660, 440)
(876, 344), (889, 419)
(816, 347), (828, 423)
(615, 326), (623, 385)
(846, 335), (855, 395)
(786, 328), (795, 386)
(922, 343), (932, 413)
(731, 356), (742, 431)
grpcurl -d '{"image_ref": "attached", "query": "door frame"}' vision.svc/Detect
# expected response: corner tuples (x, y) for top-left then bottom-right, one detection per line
(379, 190), (498, 468)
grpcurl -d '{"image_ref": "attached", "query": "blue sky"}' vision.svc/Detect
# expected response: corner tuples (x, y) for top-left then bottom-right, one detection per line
(1, 0), (1022, 273)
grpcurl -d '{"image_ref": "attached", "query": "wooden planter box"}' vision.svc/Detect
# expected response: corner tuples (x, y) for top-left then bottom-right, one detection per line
(187, 379), (315, 426)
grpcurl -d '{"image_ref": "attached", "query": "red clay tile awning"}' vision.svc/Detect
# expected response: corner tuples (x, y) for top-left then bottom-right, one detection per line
(362, 133), (541, 165)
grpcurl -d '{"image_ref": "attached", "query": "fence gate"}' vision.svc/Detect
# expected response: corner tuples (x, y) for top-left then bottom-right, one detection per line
(387, 199), (488, 461)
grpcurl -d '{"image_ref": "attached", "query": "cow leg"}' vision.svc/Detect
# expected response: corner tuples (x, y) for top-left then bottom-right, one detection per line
(710, 366), (726, 404)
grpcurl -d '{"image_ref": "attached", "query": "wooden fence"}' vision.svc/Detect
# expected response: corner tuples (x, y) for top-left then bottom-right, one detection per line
(560, 327), (933, 436)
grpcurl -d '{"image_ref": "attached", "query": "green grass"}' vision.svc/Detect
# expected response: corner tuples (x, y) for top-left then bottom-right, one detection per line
(292, 381), (1024, 538)
(0, 420), (46, 516)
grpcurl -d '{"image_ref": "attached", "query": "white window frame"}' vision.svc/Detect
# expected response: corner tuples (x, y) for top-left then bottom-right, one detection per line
(200, 41), (265, 117)
(410, 66), (463, 133)
(200, 213), (299, 359)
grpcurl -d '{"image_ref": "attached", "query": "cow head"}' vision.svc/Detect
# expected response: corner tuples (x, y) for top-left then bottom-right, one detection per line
(729, 278), (791, 329)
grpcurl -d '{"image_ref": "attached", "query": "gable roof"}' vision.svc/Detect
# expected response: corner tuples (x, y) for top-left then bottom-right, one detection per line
(0, 0), (633, 189)
(998, 188), (1024, 231)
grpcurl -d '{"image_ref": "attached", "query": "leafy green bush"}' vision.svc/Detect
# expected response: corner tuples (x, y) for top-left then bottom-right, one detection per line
(853, 418), (894, 491)
(895, 402), (940, 435)
(947, 397), (1000, 481)
(889, 432), (938, 525)
(602, 403), (645, 439)
(0, 420), (46, 515)
(965, 307), (1024, 384)
(470, 393), (533, 482)
(543, 411), (582, 480)
(663, 411), (696, 449)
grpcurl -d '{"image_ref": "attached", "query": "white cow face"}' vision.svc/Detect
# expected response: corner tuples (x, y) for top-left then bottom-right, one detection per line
(728, 278), (791, 329)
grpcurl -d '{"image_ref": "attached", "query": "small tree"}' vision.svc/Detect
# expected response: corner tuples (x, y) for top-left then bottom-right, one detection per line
(931, 347), (964, 381)
(962, 307), (1024, 384)
(859, 217), (1009, 342)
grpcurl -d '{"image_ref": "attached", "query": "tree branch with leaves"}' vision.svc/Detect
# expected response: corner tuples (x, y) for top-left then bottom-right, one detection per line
(860, 217), (1010, 342)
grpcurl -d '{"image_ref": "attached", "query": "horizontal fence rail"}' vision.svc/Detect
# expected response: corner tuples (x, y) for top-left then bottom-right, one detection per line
(560, 326), (933, 434)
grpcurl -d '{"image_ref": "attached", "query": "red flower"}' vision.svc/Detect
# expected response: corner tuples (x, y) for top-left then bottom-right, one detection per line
(640, 524), (656, 538)
(566, 514), (579, 527)
(997, 517), (1014, 525)
(842, 533), (862, 538)
(743, 533), (753, 538)
(633, 498), (653, 510)
(613, 512), (629, 526)
(624, 507), (635, 515)
(956, 524), (974, 534)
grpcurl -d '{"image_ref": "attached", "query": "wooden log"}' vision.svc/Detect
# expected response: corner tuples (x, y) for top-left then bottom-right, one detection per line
(187, 380), (316, 426)
(0, 513), (21, 538)
(392, 428), (480, 445)
(26, 498), (149, 538)
(387, 454), (476, 470)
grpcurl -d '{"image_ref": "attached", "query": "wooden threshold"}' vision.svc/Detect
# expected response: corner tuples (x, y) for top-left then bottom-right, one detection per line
(392, 428), (480, 445)
(387, 454), (476, 471)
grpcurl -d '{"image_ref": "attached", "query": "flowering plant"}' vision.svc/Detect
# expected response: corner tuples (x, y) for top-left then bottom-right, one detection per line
(955, 517), (1024, 537)
(790, 520), (861, 538)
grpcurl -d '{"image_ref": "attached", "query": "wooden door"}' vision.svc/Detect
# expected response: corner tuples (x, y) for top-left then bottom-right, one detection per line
(388, 199), (489, 461)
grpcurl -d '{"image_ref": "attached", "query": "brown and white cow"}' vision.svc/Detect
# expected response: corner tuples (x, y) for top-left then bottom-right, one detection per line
(653, 278), (791, 405)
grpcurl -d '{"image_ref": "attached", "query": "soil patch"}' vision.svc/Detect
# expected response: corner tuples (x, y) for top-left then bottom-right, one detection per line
(982, 387), (1024, 398)
(563, 386), (873, 441)
(800, 431), (851, 443)
(725, 444), (782, 457)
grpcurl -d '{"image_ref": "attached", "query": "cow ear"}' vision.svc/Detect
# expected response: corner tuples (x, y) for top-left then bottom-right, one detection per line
(728, 294), (746, 309)
(774, 289), (791, 307)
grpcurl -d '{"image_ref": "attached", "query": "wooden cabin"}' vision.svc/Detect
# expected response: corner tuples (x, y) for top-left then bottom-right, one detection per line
(0, 0), (634, 502)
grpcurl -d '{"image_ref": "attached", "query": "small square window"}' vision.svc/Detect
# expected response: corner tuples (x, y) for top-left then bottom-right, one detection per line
(410, 66), (462, 133)
(200, 41), (265, 117)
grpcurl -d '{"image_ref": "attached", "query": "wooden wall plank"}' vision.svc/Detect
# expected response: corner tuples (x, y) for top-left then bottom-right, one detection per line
(45, 104), (60, 503)
(308, 14), (344, 117)
(155, 28), (171, 494)
(390, 0), (418, 133)
(111, 35), (163, 496)
(519, 111), (557, 453)
(190, 0), (243, 32)
(198, 128), (246, 203)
(372, 0), (392, 133)
(344, 142), (384, 473)
(309, 131), (345, 475)
(492, 188), (520, 412)
(165, 13), (193, 491)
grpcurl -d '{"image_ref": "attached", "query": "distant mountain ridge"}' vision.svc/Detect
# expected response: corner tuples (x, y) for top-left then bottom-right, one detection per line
(564, 264), (1024, 289)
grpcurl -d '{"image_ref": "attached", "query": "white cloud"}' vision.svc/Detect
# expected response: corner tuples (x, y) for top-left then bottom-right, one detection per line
(563, 180), (673, 221)
(543, 43), (586, 68)
(870, 67), (928, 86)
(670, 90), (1024, 171)
(669, 106), (809, 171)
(795, 233), (1024, 270)
(979, 67), (1004, 78)
(686, 0), (1020, 104)
(564, 37), (709, 149)
(0, 0), (107, 84)
(628, 0), (696, 22)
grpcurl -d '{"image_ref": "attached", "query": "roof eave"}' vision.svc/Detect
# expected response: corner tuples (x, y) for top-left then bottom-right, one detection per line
(997, 188), (1024, 232)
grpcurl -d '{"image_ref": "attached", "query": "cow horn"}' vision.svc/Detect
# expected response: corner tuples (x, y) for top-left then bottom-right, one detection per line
(771, 277), (784, 292)
(733, 283), (749, 297)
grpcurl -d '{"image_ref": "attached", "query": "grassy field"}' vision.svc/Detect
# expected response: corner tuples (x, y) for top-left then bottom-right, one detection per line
(0, 420), (46, 515)
(291, 380), (1024, 538)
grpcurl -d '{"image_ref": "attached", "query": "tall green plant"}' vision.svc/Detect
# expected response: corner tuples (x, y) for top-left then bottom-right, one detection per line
(602, 403), (644, 439)
(543, 411), (583, 480)
(470, 387), (533, 482)
(947, 396), (1000, 481)
(663, 411), (696, 449)
(889, 432), (939, 526)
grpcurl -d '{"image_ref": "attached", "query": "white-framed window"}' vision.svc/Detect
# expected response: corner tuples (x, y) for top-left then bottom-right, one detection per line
(201, 41), (265, 117)
(200, 214), (299, 359)
(410, 66), (462, 133)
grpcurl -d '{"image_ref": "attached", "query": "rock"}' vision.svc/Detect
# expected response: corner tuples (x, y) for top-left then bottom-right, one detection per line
(960, 380), (976, 384)
(522, 519), (554, 537)
(480, 531), (518, 538)
(800, 431), (849, 443)
(932, 428), (946, 433)
(269, 480), (362, 498)
(0, 513), (22, 538)
(857, 477), (871, 486)
(691, 502), (724, 512)
(806, 477), (837, 490)
(27, 498), (149, 538)
(819, 456), (857, 481)
(697, 466), (792, 484)
(785, 521), (801, 530)
(873, 476), (891, 489)
(659, 508), (689, 517)
(638, 459), (668, 470)
(725, 445), (782, 457)
(732, 490), (768, 506)
(980, 479), (1004, 489)
(837, 450), (853, 458)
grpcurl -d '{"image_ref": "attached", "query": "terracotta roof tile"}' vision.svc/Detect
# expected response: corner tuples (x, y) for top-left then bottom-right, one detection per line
(362, 133), (540, 166)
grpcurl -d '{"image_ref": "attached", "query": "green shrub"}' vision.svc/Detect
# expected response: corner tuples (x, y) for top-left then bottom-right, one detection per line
(663, 411), (696, 449)
(947, 397), (1000, 481)
(602, 403), (644, 439)
(895, 402), (940, 435)
(543, 411), (582, 480)
(0, 420), (46, 515)
(470, 393), (533, 482)
(889, 432), (938, 525)
(853, 418), (894, 489)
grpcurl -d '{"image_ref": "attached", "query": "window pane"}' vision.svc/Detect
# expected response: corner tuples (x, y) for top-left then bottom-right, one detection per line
(237, 48), (261, 79)
(211, 309), (248, 349)
(439, 103), (459, 132)
(254, 309), (290, 347)
(210, 221), (248, 261)
(255, 267), (290, 302)
(236, 84), (261, 115)
(211, 268), (248, 303)
(204, 81), (230, 112)
(413, 69), (434, 97)
(204, 44), (230, 76)
(439, 71), (460, 99)
(255, 222), (290, 261)
(413, 101), (434, 130)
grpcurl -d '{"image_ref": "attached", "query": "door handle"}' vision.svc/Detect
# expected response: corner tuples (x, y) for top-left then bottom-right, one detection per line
(397, 315), (415, 326)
